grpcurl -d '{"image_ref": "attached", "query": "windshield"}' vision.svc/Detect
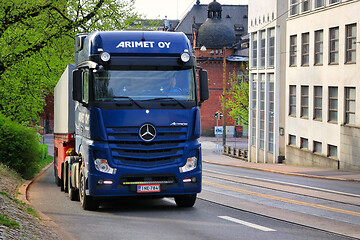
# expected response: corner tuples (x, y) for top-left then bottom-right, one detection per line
(94, 69), (195, 102)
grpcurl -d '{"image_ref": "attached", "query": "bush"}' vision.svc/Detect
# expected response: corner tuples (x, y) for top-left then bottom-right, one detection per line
(0, 113), (42, 179)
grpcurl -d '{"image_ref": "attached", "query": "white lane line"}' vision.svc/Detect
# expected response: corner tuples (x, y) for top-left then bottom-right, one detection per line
(205, 169), (360, 198)
(219, 216), (276, 232)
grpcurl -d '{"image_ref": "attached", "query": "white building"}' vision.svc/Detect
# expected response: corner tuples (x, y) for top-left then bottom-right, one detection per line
(249, 0), (360, 170)
(286, 0), (360, 170)
(248, 0), (288, 163)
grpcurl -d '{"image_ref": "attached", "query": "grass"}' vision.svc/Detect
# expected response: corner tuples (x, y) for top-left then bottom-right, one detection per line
(26, 207), (39, 219)
(0, 214), (20, 229)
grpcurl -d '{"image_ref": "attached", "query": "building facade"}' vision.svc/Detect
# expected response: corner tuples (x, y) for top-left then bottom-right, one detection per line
(248, 0), (288, 163)
(249, 0), (360, 170)
(286, 0), (360, 170)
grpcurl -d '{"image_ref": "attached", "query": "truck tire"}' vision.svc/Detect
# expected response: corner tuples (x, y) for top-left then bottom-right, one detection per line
(68, 165), (79, 201)
(174, 194), (197, 208)
(63, 162), (69, 193)
(79, 170), (99, 210)
(54, 165), (61, 187)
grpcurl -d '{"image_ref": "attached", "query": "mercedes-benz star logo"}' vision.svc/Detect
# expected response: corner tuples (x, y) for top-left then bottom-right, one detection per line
(139, 124), (156, 142)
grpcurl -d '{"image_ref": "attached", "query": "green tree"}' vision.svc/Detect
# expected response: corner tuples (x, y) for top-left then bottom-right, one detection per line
(221, 64), (249, 126)
(0, 0), (141, 125)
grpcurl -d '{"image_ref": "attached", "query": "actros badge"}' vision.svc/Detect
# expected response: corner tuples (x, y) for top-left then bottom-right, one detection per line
(139, 124), (156, 142)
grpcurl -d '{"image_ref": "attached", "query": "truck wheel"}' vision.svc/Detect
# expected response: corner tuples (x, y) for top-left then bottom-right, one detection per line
(54, 165), (61, 187)
(174, 194), (197, 208)
(60, 164), (65, 192)
(79, 171), (99, 211)
(63, 162), (69, 193)
(68, 165), (79, 201)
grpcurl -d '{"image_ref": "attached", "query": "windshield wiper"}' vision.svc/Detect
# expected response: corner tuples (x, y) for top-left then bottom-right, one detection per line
(141, 97), (186, 109)
(113, 96), (143, 109)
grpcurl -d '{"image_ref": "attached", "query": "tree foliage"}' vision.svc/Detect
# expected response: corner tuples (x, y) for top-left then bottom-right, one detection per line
(221, 64), (249, 126)
(0, 0), (141, 125)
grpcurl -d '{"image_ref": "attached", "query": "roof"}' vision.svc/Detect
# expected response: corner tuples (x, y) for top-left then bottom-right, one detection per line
(175, 4), (248, 36)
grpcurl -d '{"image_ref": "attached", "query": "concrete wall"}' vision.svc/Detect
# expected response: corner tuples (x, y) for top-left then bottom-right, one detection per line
(340, 125), (360, 170)
(286, 146), (339, 169)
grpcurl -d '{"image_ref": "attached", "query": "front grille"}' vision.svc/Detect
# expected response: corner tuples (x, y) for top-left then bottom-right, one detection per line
(118, 174), (179, 191)
(107, 126), (187, 166)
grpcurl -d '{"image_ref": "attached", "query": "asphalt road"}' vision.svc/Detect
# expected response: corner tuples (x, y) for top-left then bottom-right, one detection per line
(29, 137), (359, 239)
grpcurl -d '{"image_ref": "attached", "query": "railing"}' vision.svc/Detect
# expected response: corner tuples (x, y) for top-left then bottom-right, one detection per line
(222, 145), (248, 161)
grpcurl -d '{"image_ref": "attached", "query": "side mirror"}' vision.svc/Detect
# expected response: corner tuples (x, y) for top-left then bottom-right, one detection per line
(199, 69), (209, 103)
(72, 69), (83, 102)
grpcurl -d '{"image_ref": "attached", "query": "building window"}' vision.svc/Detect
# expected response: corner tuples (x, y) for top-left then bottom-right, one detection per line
(313, 141), (322, 153)
(260, 30), (266, 67)
(329, 27), (339, 64)
(289, 134), (296, 146)
(302, 0), (310, 12)
(328, 144), (338, 158)
(328, 87), (338, 123)
(301, 33), (310, 66)
(301, 86), (309, 118)
(346, 23), (357, 63)
(300, 137), (308, 149)
(290, 0), (299, 16)
(268, 28), (275, 67)
(314, 30), (323, 65)
(329, 0), (339, 4)
(289, 85), (296, 116)
(345, 87), (356, 125)
(251, 79), (257, 146)
(252, 33), (258, 68)
(315, 0), (324, 8)
(260, 80), (265, 149)
(290, 35), (297, 66)
(268, 80), (274, 153)
(314, 86), (323, 120)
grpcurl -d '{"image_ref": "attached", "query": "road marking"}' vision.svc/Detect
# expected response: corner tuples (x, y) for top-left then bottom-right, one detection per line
(204, 181), (360, 217)
(204, 169), (360, 198)
(219, 216), (276, 232)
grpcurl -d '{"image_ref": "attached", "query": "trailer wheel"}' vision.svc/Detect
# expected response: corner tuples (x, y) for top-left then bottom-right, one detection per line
(79, 170), (99, 211)
(63, 162), (69, 193)
(174, 194), (197, 208)
(54, 165), (61, 187)
(68, 165), (79, 201)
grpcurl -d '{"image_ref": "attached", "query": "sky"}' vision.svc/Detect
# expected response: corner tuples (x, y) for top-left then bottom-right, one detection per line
(133, 0), (248, 20)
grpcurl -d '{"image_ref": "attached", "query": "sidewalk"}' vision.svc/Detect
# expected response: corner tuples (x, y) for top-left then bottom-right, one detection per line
(200, 137), (360, 182)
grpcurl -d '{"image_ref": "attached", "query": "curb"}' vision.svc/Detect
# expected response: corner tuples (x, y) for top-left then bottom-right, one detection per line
(203, 160), (360, 182)
(17, 163), (76, 240)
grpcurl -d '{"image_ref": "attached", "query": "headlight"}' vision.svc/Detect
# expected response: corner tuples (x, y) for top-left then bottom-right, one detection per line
(180, 52), (190, 63)
(94, 159), (116, 174)
(179, 157), (197, 173)
(100, 52), (111, 62)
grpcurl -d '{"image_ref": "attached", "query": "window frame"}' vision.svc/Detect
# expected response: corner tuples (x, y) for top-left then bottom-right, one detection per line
(345, 23), (357, 64)
(301, 32), (310, 66)
(345, 87), (356, 125)
(328, 86), (338, 123)
(329, 27), (339, 64)
(313, 141), (322, 154)
(301, 86), (309, 118)
(314, 86), (323, 121)
(290, 35), (297, 66)
(314, 30), (323, 65)
(289, 85), (297, 116)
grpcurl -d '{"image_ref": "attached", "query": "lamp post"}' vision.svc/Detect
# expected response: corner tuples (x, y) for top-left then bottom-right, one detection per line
(222, 46), (226, 147)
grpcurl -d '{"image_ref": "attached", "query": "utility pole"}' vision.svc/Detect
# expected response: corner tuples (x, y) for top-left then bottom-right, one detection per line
(222, 46), (227, 147)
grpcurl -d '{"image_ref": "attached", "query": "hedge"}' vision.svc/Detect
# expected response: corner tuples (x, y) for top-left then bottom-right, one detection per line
(0, 114), (42, 179)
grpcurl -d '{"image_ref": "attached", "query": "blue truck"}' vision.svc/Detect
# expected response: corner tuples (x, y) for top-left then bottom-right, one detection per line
(53, 31), (209, 210)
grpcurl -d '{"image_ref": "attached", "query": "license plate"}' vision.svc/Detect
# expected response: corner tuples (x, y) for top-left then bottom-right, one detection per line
(137, 184), (160, 193)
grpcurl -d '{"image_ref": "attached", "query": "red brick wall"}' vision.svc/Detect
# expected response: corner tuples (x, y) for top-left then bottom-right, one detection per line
(197, 57), (245, 136)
